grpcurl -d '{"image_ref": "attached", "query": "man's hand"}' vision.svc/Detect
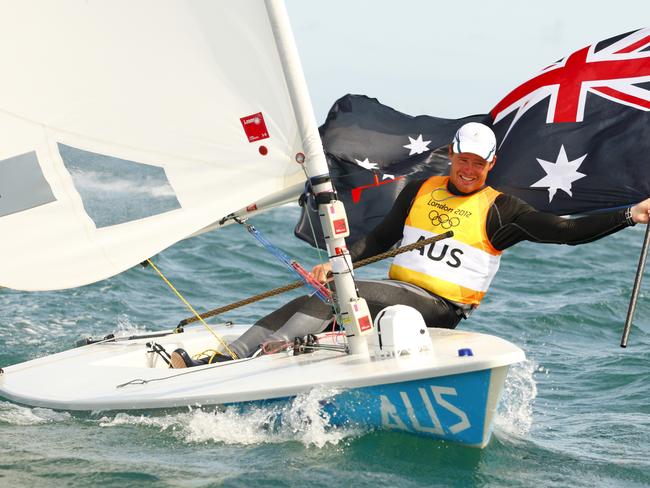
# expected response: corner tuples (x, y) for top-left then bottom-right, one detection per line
(311, 262), (333, 283)
(630, 198), (650, 224)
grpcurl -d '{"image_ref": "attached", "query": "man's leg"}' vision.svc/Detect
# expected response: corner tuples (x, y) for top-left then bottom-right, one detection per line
(229, 279), (461, 358)
(355, 280), (462, 329)
(226, 294), (333, 358)
(172, 279), (461, 366)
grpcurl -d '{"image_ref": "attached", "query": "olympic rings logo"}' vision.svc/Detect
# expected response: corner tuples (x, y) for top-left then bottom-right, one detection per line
(428, 210), (460, 229)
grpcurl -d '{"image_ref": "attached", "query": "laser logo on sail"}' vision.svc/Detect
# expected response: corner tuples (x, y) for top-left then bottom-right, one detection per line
(240, 112), (270, 143)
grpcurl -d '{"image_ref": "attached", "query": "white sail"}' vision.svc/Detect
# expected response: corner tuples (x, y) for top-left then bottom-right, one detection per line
(0, 0), (307, 291)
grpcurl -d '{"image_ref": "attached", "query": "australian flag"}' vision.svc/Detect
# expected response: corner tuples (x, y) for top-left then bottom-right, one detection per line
(295, 28), (650, 248)
(294, 95), (486, 247)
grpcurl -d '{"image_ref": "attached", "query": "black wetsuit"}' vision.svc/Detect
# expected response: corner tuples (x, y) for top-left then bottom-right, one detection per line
(223, 179), (635, 359)
(352, 179), (634, 257)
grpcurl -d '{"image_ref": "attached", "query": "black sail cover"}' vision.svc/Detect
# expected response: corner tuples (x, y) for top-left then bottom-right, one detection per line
(295, 29), (650, 249)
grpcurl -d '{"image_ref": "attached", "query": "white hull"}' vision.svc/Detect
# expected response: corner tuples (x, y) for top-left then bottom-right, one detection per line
(0, 324), (524, 447)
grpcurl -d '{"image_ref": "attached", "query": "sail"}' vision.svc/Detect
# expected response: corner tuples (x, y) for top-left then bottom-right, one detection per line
(0, 0), (307, 291)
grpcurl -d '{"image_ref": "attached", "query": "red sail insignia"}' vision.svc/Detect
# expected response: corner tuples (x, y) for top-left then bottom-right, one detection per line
(240, 112), (270, 143)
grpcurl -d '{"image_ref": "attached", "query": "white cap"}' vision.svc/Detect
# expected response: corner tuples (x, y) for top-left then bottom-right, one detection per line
(451, 122), (496, 162)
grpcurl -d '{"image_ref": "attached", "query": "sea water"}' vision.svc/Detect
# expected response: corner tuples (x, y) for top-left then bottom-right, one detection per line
(1, 205), (649, 487)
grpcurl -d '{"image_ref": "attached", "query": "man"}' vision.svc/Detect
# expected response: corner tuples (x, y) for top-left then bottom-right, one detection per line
(170, 122), (650, 368)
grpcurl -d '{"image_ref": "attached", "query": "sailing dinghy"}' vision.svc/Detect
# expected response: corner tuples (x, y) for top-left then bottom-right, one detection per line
(0, 0), (524, 447)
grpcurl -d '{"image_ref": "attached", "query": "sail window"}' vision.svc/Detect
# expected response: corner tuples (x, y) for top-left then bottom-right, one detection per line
(0, 151), (56, 218)
(58, 144), (181, 228)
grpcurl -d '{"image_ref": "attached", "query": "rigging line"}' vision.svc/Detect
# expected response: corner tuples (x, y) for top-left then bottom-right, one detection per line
(76, 330), (183, 347)
(177, 231), (454, 326)
(194, 349), (230, 364)
(238, 218), (332, 303)
(116, 354), (260, 388)
(145, 259), (239, 360)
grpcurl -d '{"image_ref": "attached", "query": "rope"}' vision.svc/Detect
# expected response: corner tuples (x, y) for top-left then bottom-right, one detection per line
(146, 259), (238, 360)
(178, 230), (453, 326)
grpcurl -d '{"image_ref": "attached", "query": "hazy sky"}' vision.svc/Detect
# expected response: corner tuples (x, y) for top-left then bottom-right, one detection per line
(286, 0), (649, 122)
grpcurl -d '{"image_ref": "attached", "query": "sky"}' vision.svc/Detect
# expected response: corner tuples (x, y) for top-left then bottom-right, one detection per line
(286, 0), (650, 122)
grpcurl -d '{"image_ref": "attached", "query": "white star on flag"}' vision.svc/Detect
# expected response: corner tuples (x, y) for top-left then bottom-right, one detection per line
(355, 157), (395, 179)
(531, 145), (587, 202)
(354, 158), (379, 170)
(403, 135), (431, 156)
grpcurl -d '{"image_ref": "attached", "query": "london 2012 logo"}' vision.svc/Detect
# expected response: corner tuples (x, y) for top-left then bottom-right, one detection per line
(428, 210), (460, 229)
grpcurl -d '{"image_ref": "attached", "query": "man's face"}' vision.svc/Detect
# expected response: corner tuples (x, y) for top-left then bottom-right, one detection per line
(448, 147), (496, 194)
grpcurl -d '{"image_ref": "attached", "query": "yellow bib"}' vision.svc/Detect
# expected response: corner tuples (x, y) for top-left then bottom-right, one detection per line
(389, 176), (502, 305)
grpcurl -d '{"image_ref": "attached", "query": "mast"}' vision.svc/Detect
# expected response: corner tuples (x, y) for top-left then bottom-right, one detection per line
(264, 0), (373, 355)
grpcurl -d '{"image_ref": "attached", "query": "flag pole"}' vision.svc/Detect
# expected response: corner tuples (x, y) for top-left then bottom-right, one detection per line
(620, 224), (650, 347)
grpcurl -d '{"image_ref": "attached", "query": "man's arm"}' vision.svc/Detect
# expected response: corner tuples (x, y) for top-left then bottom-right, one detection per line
(487, 194), (636, 251)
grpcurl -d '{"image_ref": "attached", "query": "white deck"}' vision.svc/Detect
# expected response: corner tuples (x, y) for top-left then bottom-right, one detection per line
(0, 324), (525, 411)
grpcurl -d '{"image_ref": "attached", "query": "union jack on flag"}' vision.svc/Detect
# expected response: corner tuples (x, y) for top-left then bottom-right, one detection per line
(491, 28), (650, 140)
(487, 28), (650, 214)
